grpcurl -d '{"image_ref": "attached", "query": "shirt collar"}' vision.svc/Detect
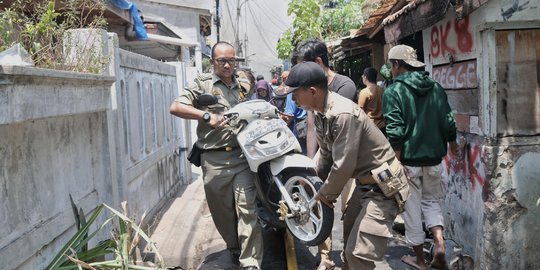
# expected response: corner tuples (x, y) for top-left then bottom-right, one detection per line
(212, 74), (238, 88)
(316, 91), (335, 118)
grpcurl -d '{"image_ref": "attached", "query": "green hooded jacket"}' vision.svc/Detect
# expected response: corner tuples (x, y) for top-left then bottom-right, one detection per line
(383, 71), (456, 166)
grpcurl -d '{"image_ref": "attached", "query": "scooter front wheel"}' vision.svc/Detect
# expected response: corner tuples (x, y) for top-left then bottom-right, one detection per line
(281, 171), (334, 246)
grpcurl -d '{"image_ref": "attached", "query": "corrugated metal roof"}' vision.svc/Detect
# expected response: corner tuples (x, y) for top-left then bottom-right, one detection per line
(348, 0), (411, 39)
(327, 0), (401, 60)
(382, 0), (450, 43)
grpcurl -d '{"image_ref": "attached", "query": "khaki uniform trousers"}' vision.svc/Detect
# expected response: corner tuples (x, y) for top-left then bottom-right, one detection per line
(317, 178), (357, 265)
(201, 149), (263, 268)
(342, 186), (398, 270)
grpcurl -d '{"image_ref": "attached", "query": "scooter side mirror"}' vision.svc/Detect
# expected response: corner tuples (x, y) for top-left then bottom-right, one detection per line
(198, 93), (219, 106)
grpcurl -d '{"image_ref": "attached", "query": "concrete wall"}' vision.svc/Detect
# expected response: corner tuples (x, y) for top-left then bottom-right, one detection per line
(421, 1), (540, 268)
(0, 66), (115, 270)
(115, 49), (192, 220)
(0, 29), (192, 269)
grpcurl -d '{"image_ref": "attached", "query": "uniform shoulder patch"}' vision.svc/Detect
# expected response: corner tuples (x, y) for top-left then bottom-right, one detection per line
(197, 73), (213, 81)
(194, 73), (214, 94)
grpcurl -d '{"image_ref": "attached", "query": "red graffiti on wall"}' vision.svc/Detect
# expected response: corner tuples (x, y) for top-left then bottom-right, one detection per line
(430, 16), (473, 59)
(432, 60), (478, 89)
(444, 143), (486, 192)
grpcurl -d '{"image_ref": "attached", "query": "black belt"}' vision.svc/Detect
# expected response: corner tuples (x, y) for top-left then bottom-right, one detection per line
(205, 146), (239, 152)
(357, 184), (382, 193)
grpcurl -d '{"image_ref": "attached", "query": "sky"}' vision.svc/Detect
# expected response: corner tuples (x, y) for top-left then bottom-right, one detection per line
(218, 0), (293, 80)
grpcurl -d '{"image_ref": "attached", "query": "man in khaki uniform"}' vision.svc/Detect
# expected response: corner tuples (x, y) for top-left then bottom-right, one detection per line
(169, 41), (262, 270)
(286, 62), (409, 270)
(292, 39), (358, 270)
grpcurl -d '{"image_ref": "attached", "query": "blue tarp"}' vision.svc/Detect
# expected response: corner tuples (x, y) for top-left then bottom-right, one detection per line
(110, 0), (148, 40)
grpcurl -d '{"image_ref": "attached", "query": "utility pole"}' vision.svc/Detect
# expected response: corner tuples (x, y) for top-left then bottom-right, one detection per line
(235, 0), (241, 57)
(244, 33), (249, 65)
(215, 0), (220, 42)
(235, 0), (250, 58)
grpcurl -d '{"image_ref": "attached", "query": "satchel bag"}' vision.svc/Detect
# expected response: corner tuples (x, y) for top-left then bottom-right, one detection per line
(370, 160), (409, 212)
(187, 143), (203, 167)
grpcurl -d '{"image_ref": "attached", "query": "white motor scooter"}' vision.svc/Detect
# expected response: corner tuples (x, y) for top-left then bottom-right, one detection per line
(200, 95), (333, 246)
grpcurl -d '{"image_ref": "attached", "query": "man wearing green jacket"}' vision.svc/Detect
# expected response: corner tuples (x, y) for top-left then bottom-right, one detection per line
(383, 45), (459, 270)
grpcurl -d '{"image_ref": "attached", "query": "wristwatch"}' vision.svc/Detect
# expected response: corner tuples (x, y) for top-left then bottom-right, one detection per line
(202, 112), (211, 123)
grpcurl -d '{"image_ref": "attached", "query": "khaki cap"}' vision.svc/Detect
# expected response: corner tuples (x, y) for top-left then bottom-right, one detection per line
(388, 45), (425, 67)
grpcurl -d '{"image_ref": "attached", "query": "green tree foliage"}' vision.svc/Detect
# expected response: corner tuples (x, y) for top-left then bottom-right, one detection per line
(277, 0), (366, 60)
(277, 0), (322, 60)
(320, 0), (367, 40)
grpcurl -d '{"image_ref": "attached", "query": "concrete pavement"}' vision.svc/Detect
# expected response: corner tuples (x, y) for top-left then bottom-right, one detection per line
(149, 165), (227, 270)
(149, 165), (288, 270)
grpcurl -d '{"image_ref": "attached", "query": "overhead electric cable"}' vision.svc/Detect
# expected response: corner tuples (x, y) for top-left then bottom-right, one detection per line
(225, 1), (237, 43)
(247, 4), (279, 57)
(258, 1), (290, 29)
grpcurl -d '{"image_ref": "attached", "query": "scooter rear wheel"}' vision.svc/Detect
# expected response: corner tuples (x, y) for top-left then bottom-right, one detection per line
(281, 170), (334, 246)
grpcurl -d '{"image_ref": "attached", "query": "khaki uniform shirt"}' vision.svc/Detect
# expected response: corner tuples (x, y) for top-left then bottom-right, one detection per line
(316, 92), (395, 200)
(176, 73), (246, 150)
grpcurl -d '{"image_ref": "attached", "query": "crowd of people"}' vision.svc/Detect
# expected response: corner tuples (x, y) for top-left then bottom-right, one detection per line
(169, 39), (460, 270)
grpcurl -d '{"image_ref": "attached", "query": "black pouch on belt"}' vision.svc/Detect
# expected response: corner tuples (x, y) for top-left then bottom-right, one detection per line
(187, 143), (203, 167)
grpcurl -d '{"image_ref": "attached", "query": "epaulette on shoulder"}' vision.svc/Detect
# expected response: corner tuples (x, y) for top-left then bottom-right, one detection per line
(197, 73), (213, 81)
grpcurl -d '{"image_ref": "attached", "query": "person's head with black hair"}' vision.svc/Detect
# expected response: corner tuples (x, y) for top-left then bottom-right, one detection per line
(210, 41), (236, 84)
(256, 75), (264, 81)
(362, 67), (378, 85)
(290, 49), (300, 66)
(211, 41), (234, 58)
(293, 39), (330, 68)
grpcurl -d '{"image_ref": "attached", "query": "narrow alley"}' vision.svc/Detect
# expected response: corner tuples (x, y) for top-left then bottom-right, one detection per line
(149, 165), (468, 270)
(1, 1), (539, 270)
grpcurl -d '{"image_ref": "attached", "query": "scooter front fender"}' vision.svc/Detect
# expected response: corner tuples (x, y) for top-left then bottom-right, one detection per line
(269, 153), (316, 176)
